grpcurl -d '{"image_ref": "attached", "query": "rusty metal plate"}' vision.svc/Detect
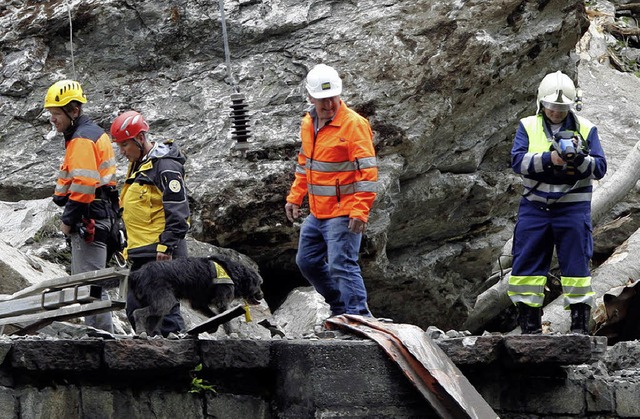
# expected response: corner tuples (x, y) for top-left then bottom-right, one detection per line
(326, 315), (498, 419)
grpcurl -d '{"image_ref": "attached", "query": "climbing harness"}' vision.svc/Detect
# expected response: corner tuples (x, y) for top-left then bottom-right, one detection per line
(217, 0), (252, 150)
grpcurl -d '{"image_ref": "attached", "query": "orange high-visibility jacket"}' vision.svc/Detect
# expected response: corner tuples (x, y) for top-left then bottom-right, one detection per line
(286, 100), (378, 222)
(54, 115), (117, 226)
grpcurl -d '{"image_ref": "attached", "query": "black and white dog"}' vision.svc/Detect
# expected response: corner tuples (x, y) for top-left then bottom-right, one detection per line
(128, 254), (264, 336)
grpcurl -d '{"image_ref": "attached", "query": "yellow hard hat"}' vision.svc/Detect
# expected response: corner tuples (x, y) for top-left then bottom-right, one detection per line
(44, 80), (87, 108)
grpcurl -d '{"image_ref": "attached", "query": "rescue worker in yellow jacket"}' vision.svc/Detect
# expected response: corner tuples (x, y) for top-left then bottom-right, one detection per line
(285, 64), (378, 316)
(45, 80), (119, 333)
(110, 110), (190, 336)
(509, 71), (607, 334)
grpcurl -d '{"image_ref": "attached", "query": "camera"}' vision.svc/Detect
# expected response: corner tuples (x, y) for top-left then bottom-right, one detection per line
(553, 131), (578, 162)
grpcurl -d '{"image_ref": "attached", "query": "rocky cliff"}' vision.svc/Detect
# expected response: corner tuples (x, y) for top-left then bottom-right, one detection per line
(2, 0), (637, 331)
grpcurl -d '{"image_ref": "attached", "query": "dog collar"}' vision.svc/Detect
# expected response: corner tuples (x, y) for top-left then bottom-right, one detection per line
(211, 260), (234, 285)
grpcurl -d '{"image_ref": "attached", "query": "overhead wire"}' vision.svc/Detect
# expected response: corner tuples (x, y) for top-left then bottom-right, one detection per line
(218, 0), (237, 92)
(66, 0), (76, 80)
(44, 0), (77, 140)
(217, 0), (251, 148)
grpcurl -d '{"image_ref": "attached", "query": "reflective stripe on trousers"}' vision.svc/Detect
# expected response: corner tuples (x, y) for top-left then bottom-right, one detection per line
(509, 199), (594, 308)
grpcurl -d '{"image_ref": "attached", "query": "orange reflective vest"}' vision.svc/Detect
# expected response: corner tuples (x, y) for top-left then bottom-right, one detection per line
(54, 115), (117, 226)
(286, 100), (378, 222)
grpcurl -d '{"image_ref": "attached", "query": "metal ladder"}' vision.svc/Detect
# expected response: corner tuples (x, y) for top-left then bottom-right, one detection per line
(0, 267), (129, 335)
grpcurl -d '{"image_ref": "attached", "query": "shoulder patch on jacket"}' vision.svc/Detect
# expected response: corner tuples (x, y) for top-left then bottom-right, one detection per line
(162, 170), (186, 203)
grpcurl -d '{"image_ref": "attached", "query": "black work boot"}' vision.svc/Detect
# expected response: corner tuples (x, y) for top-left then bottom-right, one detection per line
(517, 302), (542, 334)
(570, 303), (591, 335)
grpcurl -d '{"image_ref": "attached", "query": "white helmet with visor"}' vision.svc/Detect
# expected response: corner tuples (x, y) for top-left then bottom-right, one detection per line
(537, 71), (576, 113)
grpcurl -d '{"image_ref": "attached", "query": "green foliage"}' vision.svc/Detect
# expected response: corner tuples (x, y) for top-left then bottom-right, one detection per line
(189, 363), (216, 394)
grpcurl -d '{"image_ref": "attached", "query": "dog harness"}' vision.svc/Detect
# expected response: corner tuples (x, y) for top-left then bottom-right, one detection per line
(211, 261), (234, 285)
(210, 260), (254, 322)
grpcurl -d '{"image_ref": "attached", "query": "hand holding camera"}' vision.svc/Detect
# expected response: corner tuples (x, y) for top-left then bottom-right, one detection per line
(551, 130), (588, 166)
(551, 131), (579, 162)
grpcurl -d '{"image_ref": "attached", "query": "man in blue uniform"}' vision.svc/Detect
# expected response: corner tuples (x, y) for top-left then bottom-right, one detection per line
(509, 71), (607, 334)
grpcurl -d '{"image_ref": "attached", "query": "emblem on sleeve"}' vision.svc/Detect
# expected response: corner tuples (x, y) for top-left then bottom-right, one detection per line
(169, 179), (182, 193)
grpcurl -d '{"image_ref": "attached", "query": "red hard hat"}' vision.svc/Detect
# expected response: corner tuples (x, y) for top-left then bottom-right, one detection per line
(110, 110), (149, 143)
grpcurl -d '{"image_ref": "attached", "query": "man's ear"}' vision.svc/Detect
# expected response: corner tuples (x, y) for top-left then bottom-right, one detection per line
(70, 104), (82, 119)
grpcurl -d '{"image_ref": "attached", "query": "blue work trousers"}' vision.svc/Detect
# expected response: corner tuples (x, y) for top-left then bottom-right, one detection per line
(296, 214), (371, 316)
(512, 199), (593, 280)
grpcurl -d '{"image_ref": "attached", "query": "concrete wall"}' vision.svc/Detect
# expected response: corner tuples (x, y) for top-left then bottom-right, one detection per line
(0, 335), (637, 418)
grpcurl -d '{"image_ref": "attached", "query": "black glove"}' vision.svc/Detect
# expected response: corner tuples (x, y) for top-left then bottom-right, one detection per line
(572, 153), (586, 166)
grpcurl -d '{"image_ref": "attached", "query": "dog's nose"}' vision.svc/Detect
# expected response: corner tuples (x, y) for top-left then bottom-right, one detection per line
(248, 291), (263, 305)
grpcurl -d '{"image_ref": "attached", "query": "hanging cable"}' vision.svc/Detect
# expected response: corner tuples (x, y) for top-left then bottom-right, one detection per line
(45, 1), (77, 141)
(218, 0), (237, 92)
(66, 0), (76, 80)
(217, 0), (251, 150)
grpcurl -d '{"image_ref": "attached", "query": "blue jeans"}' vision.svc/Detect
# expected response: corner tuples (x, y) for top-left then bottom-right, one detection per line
(296, 215), (371, 316)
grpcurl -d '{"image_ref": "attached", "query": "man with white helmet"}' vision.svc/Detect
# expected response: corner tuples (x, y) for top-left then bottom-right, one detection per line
(285, 64), (378, 317)
(508, 71), (607, 334)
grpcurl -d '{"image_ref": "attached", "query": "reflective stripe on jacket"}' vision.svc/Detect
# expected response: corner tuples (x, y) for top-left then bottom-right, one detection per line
(511, 112), (607, 205)
(286, 100), (378, 222)
(120, 141), (190, 259)
(54, 114), (117, 226)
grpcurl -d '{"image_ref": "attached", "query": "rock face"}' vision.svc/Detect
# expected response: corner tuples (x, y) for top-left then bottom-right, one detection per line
(0, 0), (593, 329)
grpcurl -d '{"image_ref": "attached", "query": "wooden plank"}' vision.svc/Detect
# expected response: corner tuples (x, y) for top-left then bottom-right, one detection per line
(186, 305), (246, 335)
(0, 285), (103, 318)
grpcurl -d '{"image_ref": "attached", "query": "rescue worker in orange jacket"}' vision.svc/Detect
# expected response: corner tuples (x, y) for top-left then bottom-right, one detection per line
(110, 110), (190, 336)
(45, 80), (119, 333)
(285, 64), (378, 316)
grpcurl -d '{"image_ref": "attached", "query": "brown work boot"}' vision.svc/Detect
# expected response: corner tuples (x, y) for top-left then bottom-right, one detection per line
(517, 302), (542, 334)
(570, 303), (591, 335)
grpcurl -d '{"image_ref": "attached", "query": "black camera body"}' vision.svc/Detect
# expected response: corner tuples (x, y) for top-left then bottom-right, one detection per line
(552, 131), (580, 163)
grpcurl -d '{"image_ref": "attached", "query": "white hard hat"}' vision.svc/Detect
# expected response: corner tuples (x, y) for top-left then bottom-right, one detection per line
(537, 71), (576, 112)
(305, 64), (342, 99)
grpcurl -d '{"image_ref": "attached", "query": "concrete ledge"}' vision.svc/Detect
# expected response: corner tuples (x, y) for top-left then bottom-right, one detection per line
(437, 334), (607, 366)
(0, 334), (628, 418)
